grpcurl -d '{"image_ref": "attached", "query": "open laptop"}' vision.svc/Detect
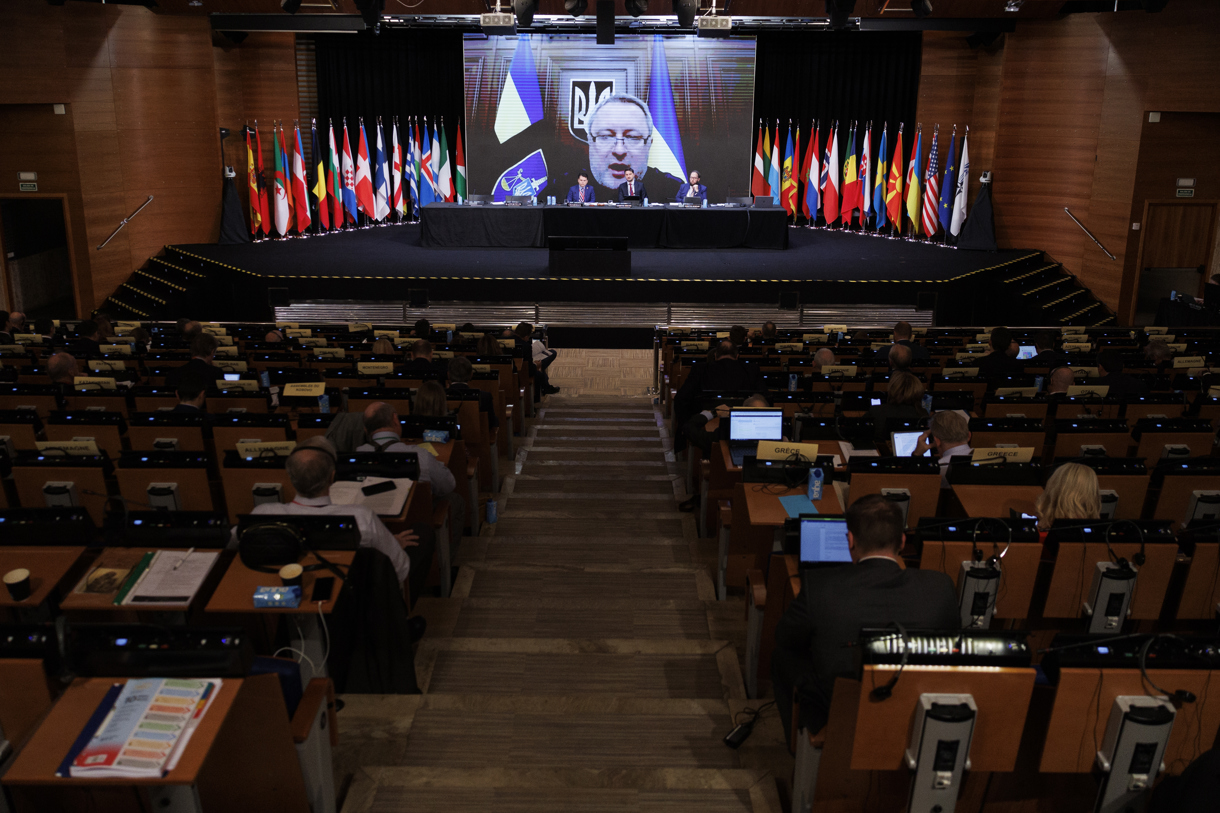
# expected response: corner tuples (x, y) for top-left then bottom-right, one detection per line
(892, 430), (931, 458)
(1017, 345), (1037, 360)
(728, 408), (784, 466)
(799, 515), (853, 566)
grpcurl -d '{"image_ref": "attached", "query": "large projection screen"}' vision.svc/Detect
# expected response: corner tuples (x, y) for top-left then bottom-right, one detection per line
(463, 33), (757, 203)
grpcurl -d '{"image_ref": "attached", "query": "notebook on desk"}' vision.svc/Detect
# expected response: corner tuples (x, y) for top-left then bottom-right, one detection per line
(728, 408), (784, 466)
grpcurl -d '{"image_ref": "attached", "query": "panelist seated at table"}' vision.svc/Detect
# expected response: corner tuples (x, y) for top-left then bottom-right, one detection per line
(675, 171), (707, 203)
(771, 495), (959, 741)
(565, 171), (596, 203)
(617, 168), (648, 202)
(245, 437), (433, 611)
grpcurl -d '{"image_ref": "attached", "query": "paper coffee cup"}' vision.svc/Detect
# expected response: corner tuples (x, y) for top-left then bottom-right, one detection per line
(4, 568), (31, 602)
(279, 563), (303, 587)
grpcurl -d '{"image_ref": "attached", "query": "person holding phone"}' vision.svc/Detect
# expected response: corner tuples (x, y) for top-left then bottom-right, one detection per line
(912, 411), (973, 487)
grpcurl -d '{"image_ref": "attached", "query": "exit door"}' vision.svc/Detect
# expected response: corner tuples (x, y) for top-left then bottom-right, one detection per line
(0, 197), (77, 319)
(1132, 200), (1218, 324)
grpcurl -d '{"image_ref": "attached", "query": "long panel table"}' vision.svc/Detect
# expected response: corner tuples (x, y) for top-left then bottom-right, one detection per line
(420, 202), (790, 250)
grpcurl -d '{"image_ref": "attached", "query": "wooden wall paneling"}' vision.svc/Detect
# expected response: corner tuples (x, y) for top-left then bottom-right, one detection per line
(106, 11), (215, 70)
(916, 32), (978, 132)
(0, 3), (68, 103)
(966, 40), (1005, 205)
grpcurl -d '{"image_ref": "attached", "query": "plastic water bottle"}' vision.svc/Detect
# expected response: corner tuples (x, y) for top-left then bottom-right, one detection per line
(922, 393), (934, 413)
(446, 329), (453, 344)
(702, 198), (707, 209)
(643, 197), (649, 206)
(318, 393), (330, 414)
(486, 498), (498, 524)
(808, 468), (824, 502)
(788, 373), (798, 392)
(531, 195), (537, 206)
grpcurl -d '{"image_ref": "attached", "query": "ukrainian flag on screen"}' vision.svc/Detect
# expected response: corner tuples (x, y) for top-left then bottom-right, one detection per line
(647, 36), (687, 181)
(494, 37), (544, 145)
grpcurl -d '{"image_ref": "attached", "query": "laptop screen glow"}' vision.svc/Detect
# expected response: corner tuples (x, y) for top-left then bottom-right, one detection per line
(800, 517), (853, 563)
(729, 410), (783, 442)
(1017, 345), (1036, 360)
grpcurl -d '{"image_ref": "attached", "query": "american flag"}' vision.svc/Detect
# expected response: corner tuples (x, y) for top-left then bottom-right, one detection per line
(921, 130), (941, 237)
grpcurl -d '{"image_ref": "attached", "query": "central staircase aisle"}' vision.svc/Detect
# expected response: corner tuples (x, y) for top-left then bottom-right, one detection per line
(334, 395), (791, 813)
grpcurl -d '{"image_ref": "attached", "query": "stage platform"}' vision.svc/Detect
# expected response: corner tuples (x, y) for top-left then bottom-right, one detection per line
(162, 222), (1043, 324)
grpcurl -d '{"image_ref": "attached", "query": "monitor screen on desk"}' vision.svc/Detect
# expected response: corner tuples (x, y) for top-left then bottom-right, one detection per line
(729, 409), (783, 442)
(892, 431), (931, 458)
(800, 516), (852, 564)
(1017, 345), (1036, 360)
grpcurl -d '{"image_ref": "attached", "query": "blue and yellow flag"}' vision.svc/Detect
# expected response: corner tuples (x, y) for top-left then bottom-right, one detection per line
(494, 38), (543, 144)
(647, 35), (687, 181)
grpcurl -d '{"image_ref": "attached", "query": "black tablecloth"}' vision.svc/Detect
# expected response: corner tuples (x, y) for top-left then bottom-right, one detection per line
(419, 203), (789, 250)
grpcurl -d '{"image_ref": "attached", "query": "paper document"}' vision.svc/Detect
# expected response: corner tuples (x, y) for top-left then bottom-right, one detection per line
(330, 477), (413, 516)
(123, 550), (219, 605)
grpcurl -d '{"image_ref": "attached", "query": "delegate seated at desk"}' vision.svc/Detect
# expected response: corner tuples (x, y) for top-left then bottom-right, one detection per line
(245, 437), (421, 592)
(675, 171), (707, 202)
(771, 495), (959, 742)
(617, 168), (647, 202)
(565, 171), (596, 203)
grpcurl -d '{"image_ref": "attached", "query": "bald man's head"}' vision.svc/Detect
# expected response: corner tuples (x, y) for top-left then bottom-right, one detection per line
(1047, 367), (1075, 394)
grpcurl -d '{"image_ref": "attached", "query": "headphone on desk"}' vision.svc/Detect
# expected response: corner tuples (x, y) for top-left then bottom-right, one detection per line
(869, 622), (910, 702)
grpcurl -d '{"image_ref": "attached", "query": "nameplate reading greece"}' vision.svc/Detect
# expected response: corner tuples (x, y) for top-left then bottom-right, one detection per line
(971, 447), (1035, 464)
(755, 442), (819, 462)
(37, 439), (101, 456)
(236, 441), (297, 458)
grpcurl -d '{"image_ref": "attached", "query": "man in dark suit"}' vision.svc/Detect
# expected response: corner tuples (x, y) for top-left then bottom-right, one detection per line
(447, 354), (499, 438)
(565, 171), (596, 203)
(617, 168), (647, 202)
(405, 339), (448, 382)
(891, 321), (930, 360)
(673, 342), (762, 452)
(771, 495), (959, 742)
(675, 170), (707, 203)
(1096, 349), (1148, 399)
(73, 320), (102, 357)
(977, 325), (1024, 380)
(165, 333), (225, 391)
(1026, 332), (1067, 367)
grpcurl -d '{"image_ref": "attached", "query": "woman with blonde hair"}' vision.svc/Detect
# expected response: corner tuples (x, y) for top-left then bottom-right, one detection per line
(370, 337), (397, 355)
(413, 380), (449, 417)
(1034, 462), (1100, 531)
(476, 333), (502, 357)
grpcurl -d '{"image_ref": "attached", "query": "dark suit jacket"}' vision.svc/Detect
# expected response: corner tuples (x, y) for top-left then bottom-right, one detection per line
(404, 357), (447, 381)
(774, 558), (959, 713)
(866, 403), (929, 442)
(675, 358), (762, 408)
(617, 181), (647, 201)
(894, 339), (930, 360)
(977, 350), (1024, 380)
(74, 337), (102, 357)
(676, 183), (707, 202)
(164, 358), (225, 391)
(447, 382), (498, 430)
(1099, 372), (1148, 399)
(566, 184), (595, 203)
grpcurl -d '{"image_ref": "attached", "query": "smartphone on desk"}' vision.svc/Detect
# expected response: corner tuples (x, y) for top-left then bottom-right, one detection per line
(311, 577), (335, 603)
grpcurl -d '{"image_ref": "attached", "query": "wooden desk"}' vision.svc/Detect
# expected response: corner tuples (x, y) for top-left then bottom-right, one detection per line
(726, 483), (842, 591)
(205, 550), (353, 615)
(0, 547), (85, 609)
(952, 484), (1044, 518)
(1040, 668), (1220, 774)
(1043, 541), (1177, 619)
(848, 471), (942, 529)
(917, 540), (1043, 619)
(60, 548), (214, 613)
(1178, 540), (1220, 619)
(2, 675), (309, 813)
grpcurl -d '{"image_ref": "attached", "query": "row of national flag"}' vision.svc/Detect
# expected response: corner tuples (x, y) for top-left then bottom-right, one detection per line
(751, 119), (971, 239)
(245, 117), (467, 238)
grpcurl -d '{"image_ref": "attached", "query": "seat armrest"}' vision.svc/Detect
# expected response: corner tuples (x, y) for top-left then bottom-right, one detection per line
(432, 497), (450, 528)
(291, 678), (334, 745)
(746, 568), (766, 610)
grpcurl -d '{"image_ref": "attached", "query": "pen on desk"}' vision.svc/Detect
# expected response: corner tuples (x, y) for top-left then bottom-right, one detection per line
(174, 547), (195, 570)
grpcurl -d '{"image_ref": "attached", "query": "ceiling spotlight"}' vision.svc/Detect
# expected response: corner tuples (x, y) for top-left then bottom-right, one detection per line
(910, 0), (931, 18)
(565, 0), (588, 15)
(673, 0), (697, 27)
(513, 0), (538, 26)
(625, 0), (648, 17)
(825, 0), (856, 30)
(1004, 0), (1024, 10)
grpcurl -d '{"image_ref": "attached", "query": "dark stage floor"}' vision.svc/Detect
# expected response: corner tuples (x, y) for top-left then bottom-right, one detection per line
(176, 222), (1033, 285)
